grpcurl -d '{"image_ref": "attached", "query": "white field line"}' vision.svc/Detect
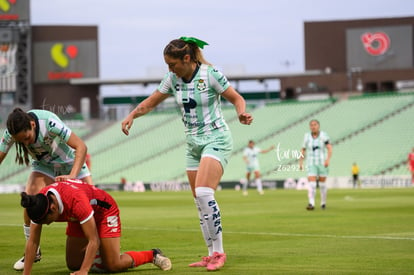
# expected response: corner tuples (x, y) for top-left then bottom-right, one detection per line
(122, 226), (414, 241)
(2, 224), (413, 241)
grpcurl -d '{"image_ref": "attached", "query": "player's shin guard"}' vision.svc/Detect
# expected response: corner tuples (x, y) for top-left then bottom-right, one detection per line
(124, 250), (153, 267)
(319, 182), (327, 205)
(242, 179), (249, 192)
(195, 187), (224, 253)
(24, 224), (30, 240)
(308, 181), (317, 206)
(255, 178), (263, 193)
(194, 198), (213, 255)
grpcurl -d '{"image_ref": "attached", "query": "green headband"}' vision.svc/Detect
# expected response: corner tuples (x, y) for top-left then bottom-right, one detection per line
(179, 36), (209, 49)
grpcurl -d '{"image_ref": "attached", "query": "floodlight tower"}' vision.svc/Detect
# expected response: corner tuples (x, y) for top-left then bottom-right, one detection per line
(0, 0), (32, 118)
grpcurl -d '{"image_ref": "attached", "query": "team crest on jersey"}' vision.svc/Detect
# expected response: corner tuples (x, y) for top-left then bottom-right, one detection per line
(107, 216), (119, 227)
(197, 79), (207, 91)
(43, 136), (53, 146)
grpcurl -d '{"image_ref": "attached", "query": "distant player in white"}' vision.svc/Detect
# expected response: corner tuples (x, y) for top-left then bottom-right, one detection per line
(299, 119), (332, 210)
(242, 140), (274, 195)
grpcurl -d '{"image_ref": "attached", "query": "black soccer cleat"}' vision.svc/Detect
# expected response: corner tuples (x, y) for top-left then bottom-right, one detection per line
(306, 204), (315, 210)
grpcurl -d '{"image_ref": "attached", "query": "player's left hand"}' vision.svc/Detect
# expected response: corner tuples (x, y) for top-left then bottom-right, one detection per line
(121, 114), (135, 136)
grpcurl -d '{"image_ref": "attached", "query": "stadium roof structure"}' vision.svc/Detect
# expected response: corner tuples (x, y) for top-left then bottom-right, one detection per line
(69, 70), (325, 86)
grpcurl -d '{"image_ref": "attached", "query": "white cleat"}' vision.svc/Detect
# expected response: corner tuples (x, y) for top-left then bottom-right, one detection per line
(13, 250), (42, 271)
(152, 248), (172, 271)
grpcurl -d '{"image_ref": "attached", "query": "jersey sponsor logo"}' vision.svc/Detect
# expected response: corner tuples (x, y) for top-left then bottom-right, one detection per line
(217, 75), (228, 86)
(312, 145), (320, 151)
(175, 83), (198, 113)
(183, 98), (197, 113)
(208, 199), (222, 235)
(48, 121), (56, 128)
(34, 151), (48, 161)
(183, 120), (205, 127)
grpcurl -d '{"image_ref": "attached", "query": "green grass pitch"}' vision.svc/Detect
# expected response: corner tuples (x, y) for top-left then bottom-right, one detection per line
(0, 188), (413, 274)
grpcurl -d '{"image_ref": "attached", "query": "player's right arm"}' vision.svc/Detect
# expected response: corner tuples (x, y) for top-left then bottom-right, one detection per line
(222, 86), (253, 125)
(74, 217), (100, 275)
(0, 151), (6, 165)
(121, 90), (169, 136)
(0, 129), (13, 165)
(55, 132), (88, 182)
(299, 134), (307, 170)
(261, 145), (275, 154)
(23, 223), (42, 275)
(299, 148), (306, 170)
(242, 148), (249, 164)
(324, 143), (333, 167)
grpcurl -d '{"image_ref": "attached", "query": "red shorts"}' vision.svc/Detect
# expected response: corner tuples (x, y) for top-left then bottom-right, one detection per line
(66, 197), (122, 239)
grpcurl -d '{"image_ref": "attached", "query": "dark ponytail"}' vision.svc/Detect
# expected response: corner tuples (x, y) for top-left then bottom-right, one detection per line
(7, 108), (32, 166)
(21, 192), (50, 223)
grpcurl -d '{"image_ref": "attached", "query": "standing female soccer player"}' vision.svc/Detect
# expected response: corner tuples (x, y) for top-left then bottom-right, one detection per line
(242, 140), (275, 195)
(20, 179), (172, 274)
(0, 108), (93, 270)
(299, 119), (332, 210)
(121, 37), (253, 271)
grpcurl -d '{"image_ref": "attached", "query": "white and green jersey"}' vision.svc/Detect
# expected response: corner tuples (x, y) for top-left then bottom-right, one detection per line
(0, 109), (75, 166)
(243, 146), (261, 169)
(302, 131), (330, 166)
(158, 64), (230, 135)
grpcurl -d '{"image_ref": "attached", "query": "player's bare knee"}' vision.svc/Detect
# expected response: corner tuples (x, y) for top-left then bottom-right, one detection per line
(104, 261), (125, 272)
(66, 262), (81, 271)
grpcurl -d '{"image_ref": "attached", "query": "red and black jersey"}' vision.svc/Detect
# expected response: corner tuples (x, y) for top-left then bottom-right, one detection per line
(39, 179), (116, 225)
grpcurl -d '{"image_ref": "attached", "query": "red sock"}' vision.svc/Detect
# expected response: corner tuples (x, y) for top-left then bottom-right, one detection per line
(124, 250), (153, 267)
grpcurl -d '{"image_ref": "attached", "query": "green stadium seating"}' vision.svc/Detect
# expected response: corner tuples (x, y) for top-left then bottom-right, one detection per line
(1, 93), (413, 185)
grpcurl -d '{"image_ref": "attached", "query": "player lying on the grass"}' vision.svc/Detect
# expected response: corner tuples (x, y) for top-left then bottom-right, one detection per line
(20, 179), (172, 275)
